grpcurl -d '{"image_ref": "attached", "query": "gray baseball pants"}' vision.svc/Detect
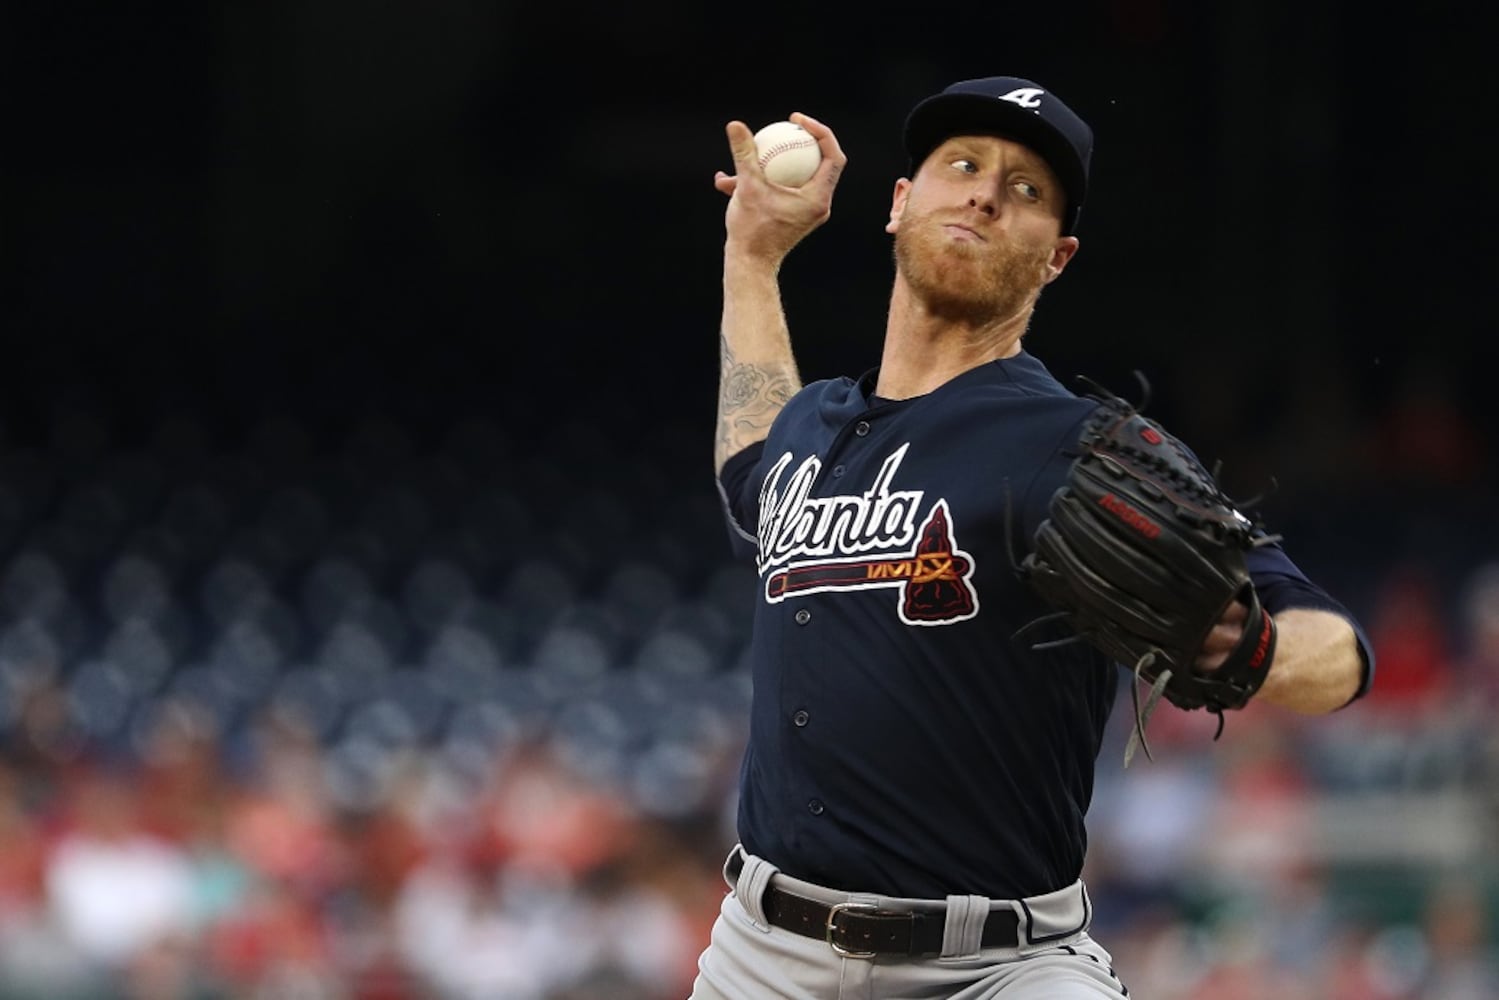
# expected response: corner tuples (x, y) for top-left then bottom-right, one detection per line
(689, 847), (1129, 999)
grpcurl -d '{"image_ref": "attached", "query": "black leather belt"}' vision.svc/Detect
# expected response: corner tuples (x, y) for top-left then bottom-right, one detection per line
(727, 850), (1021, 957)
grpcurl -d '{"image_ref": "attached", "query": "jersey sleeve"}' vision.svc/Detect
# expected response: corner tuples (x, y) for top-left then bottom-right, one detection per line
(1246, 542), (1376, 704)
(716, 440), (767, 562)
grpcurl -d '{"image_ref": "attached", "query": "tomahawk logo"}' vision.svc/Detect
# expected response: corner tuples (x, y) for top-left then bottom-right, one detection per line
(997, 87), (1045, 110)
(756, 445), (979, 626)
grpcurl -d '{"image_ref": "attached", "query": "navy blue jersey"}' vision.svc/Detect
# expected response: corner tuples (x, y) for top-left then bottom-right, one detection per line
(717, 351), (1372, 901)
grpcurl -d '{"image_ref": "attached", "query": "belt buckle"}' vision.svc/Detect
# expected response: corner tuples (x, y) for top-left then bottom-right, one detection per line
(826, 901), (880, 959)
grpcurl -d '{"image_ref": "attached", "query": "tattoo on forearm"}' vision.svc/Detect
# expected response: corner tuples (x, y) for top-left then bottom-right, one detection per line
(717, 334), (797, 466)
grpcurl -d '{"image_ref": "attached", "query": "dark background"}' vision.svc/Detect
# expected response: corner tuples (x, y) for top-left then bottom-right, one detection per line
(4, 1), (1495, 600)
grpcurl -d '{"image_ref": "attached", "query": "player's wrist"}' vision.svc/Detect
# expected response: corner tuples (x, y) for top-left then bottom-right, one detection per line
(723, 241), (788, 275)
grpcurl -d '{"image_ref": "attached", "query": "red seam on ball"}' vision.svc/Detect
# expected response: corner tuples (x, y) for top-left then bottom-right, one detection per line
(758, 139), (818, 167)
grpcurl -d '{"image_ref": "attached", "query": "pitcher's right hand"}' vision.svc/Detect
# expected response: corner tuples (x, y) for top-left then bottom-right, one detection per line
(714, 111), (847, 265)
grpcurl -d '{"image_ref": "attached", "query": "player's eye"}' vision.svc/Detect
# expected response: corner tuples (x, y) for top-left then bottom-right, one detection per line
(1013, 181), (1041, 201)
(950, 158), (979, 174)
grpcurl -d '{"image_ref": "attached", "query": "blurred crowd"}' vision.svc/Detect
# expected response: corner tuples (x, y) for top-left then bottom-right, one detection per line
(0, 402), (1495, 999)
(0, 697), (734, 1000)
(1, 558), (1497, 1000)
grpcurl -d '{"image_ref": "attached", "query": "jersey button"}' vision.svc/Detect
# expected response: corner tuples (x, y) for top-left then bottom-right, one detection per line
(792, 710), (809, 727)
(807, 799), (825, 816)
(855, 421), (870, 437)
(794, 609), (811, 625)
(831, 465), (845, 478)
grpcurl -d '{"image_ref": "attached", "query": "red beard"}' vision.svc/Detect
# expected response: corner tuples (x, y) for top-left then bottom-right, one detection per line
(893, 210), (1054, 326)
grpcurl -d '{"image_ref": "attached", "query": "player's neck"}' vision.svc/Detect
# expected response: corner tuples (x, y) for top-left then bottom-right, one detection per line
(875, 281), (1031, 400)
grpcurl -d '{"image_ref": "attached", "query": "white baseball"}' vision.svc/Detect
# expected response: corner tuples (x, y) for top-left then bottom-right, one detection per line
(753, 120), (822, 187)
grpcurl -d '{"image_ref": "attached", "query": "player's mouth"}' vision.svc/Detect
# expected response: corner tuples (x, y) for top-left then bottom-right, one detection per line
(943, 223), (985, 242)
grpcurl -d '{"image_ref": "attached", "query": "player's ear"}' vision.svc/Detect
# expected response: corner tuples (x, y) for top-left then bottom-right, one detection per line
(1042, 236), (1080, 284)
(885, 178), (912, 234)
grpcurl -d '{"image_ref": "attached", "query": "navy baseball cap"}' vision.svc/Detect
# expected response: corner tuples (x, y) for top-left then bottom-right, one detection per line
(903, 77), (1093, 234)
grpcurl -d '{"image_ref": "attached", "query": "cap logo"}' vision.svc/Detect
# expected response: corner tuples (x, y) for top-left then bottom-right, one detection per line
(996, 87), (1045, 111)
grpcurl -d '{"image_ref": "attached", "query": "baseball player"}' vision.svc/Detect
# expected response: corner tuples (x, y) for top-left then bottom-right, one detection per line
(692, 76), (1375, 999)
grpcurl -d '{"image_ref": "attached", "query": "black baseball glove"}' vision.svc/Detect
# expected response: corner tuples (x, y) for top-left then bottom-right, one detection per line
(1017, 377), (1279, 765)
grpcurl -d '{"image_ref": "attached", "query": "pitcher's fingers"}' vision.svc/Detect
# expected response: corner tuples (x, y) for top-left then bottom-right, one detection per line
(714, 172), (738, 196)
(1205, 621), (1244, 652)
(789, 111), (847, 167)
(1195, 620), (1245, 672)
(789, 111), (846, 196)
(1219, 600), (1250, 626)
(724, 120), (758, 171)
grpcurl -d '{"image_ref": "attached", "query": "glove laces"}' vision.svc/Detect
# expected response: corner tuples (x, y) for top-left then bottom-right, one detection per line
(1121, 650), (1230, 767)
(1122, 651), (1170, 767)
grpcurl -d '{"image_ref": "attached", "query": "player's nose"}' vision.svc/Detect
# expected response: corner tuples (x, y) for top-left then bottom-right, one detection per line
(967, 182), (1001, 218)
